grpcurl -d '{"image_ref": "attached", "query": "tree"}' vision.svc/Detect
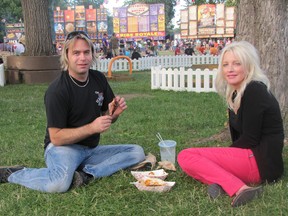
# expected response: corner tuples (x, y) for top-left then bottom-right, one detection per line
(21, 0), (55, 56)
(236, 0), (288, 135)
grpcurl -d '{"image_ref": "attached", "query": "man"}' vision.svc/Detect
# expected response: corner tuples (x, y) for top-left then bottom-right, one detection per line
(119, 37), (125, 54)
(110, 33), (119, 57)
(0, 31), (145, 193)
(184, 44), (195, 56)
(131, 48), (142, 60)
(102, 33), (109, 55)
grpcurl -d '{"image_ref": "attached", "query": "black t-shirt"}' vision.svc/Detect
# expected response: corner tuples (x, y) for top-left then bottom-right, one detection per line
(131, 51), (141, 60)
(184, 48), (194, 56)
(44, 69), (115, 148)
(120, 40), (125, 48)
(229, 81), (284, 182)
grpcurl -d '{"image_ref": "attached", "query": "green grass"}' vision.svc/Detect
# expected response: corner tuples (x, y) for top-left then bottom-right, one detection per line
(0, 72), (287, 215)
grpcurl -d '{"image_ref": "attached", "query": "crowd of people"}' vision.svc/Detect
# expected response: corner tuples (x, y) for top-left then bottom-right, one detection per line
(174, 37), (234, 56)
(91, 34), (234, 60)
(1, 32), (233, 59)
(1, 33), (233, 59)
(95, 34), (160, 60)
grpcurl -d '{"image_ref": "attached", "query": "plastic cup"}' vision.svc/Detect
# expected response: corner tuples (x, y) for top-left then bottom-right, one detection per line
(158, 140), (177, 164)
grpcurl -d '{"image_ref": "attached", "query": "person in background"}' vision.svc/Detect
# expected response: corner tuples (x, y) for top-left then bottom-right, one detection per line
(184, 44), (195, 56)
(131, 48), (142, 60)
(56, 42), (62, 55)
(105, 48), (113, 59)
(178, 41), (284, 207)
(175, 45), (181, 55)
(204, 44), (210, 55)
(172, 39), (178, 51)
(119, 37), (125, 54)
(0, 31), (145, 193)
(110, 33), (119, 57)
(153, 40), (158, 56)
(128, 42), (135, 57)
(209, 44), (218, 56)
(94, 40), (101, 53)
(14, 36), (25, 55)
(14, 41), (25, 55)
(102, 33), (109, 55)
(197, 44), (205, 55)
(144, 47), (153, 57)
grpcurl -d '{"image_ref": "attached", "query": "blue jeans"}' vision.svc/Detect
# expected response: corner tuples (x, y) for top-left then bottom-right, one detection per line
(8, 143), (145, 193)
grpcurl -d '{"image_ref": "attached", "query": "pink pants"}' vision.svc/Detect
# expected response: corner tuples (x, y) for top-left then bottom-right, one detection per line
(177, 147), (261, 197)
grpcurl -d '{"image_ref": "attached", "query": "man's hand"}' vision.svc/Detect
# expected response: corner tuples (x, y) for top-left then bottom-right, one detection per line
(108, 96), (127, 117)
(89, 115), (112, 134)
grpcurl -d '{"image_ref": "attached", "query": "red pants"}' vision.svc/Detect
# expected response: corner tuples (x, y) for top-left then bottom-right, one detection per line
(177, 147), (261, 197)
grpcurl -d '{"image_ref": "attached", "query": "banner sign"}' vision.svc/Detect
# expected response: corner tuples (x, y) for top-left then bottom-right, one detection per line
(5, 22), (25, 43)
(180, 4), (236, 38)
(53, 5), (107, 41)
(113, 3), (165, 40)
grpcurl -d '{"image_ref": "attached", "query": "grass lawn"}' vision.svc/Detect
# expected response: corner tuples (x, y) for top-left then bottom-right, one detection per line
(0, 71), (287, 215)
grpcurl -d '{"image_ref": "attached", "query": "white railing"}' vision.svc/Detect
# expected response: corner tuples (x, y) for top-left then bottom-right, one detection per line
(92, 55), (219, 72)
(151, 66), (218, 92)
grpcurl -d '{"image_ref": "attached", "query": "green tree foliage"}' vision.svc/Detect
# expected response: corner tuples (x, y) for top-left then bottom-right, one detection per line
(0, 0), (23, 22)
(0, 0), (23, 42)
(51, 0), (105, 8)
(183, 0), (237, 6)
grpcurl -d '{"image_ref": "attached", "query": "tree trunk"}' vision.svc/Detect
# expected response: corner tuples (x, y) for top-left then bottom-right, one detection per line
(236, 0), (288, 136)
(21, 0), (55, 56)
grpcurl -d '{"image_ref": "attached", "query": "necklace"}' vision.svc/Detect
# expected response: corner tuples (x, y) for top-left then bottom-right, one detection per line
(69, 74), (89, 88)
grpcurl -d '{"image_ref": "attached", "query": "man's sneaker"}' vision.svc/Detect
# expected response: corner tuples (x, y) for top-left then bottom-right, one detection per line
(0, 166), (24, 183)
(71, 171), (93, 188)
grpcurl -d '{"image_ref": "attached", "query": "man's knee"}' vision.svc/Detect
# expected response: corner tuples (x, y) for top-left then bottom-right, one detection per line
(44, 169), (73, 193)
(131, 144), (145, 161)
(45, 181), (70, 193)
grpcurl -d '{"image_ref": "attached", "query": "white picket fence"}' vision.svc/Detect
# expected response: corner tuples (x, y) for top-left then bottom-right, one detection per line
(92, 55), (219, 72)
(151, 66), (218, 92)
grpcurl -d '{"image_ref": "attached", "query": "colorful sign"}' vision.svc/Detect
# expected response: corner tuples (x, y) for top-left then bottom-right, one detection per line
(5, 22), (25, 43)
(54, 8), (65, 41)
(53, 5), (107, 41)
(64, 9), (75, 34)
(113, 3), (165, 40)
(180, 4), (236, 38)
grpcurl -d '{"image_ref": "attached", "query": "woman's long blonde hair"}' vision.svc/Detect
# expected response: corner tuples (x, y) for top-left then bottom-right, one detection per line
(215, 41), (270, 113)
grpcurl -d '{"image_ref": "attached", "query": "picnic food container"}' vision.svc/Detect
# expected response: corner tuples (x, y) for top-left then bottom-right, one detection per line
(131, 176), (176, 192)
(131, 169), (168, 181)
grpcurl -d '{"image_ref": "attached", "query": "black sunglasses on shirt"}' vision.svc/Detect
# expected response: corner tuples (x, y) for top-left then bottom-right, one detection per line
(65, 31), (90, 41)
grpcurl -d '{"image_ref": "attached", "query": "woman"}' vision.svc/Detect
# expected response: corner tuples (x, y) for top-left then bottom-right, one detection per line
(175, 45), (181, 55)
(178, 41), (284, 207)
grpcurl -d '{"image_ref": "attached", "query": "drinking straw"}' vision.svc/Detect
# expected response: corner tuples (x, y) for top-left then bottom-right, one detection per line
(156, 132), (166, 146)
